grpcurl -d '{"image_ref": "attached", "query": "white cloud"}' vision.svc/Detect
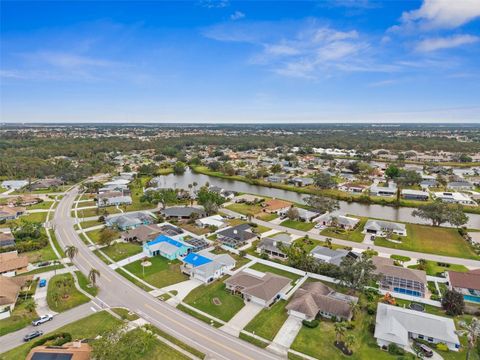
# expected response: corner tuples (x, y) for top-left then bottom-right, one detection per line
(415, 34), (479, 52)
(230, 11), (245, 21)
(199, 0), (229, 9)
(392, 0), (480, 31)
(32, 51), (117, 68)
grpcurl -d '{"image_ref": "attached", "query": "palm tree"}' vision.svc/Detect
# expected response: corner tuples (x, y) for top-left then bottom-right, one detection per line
(344, 333), (355, 353)
(88, 268), (100, 287)
(457, 317), (480, 360)
(334, 321), (347, 344)
(24, 299), (36, 313)
(65, 245), (78, 262)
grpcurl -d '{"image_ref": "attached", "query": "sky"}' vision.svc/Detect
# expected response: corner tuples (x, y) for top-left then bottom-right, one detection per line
(1, 0), (480, 124)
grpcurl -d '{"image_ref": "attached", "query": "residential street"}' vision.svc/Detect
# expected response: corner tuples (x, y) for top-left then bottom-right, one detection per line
(50, 187), (281, 360)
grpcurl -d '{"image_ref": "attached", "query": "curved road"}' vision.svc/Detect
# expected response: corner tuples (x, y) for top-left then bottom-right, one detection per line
(54, 187), (280, 360)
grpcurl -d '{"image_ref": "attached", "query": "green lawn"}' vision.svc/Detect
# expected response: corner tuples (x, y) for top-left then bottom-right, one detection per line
(146, 324), (206, 359)
(23, 243), (57, 263)
(50, 230), (65, 257)
(320, 217), (366, 243)
(95, 242), (142, 262)
(176, 304), (223, 328)
(408, 260), (469, 276)
(280, 219), (315, 231)
(19, 212), (48, 223)
(112, 307), (139, 321)
(254, 224), (271, 233)
(75, 270), (98, 297)
(124, 256), (188, 288)
(374, 224), (478, 259)
(249, 262), (301, 281)
(115, 268), (152, 291)
(26, 201), (55, 210)
(226, 203), (263, 216)
(22, 264), (64, 276)
(124, 176), (156, 212)
(0, 311), (122, 360)
(77, 200), (96, 207)
(74, 206), (121, 218)
(256, 212), (279, 221)
(183, 278), (245, 322)
(244, 300), (289, 340)
(0, 299), (38, 337)
(85, 228), (120, 244)
(46, 273), (90, 312)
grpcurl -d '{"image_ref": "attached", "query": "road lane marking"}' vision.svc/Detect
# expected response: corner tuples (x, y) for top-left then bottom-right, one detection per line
(90, 307), (97, 312)
(145, 303), (254, 360)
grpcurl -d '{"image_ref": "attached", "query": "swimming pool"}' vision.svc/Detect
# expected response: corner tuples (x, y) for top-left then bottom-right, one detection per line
(464, 295), (480, 303)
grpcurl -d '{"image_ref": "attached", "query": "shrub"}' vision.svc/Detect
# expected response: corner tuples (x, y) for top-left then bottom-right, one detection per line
(387, 343), (404, 355)
(30, 332), (72, 349)
(366, 303), (377, 315)
(302, 319), (319, 328)
(436, 343), (449, 352)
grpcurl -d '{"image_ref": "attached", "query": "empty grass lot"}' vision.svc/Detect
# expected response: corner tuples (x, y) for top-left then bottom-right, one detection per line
(249, 263), (301, 282)
(183, 278), (245, 322)
(256, 212), (279, 221)
(46, 273), (89, 312)
(95, 242), (142, 262)
(226, 203), (263, 216)
(408, 260), (469, 276)
(85, 228), (120, 244)
(0, 311), (122, 360)
(244, 300), (289, 340)
(374, 224), (478, 260)
(79, 219), (104, 229)
(26, 201), (55, 210)
(124, 256), (188, 288)
(280, 219), (315, 232)
(23, 243), (57, 263)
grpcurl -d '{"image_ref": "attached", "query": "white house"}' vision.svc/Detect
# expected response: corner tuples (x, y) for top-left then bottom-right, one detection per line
(195, 215), (227, 229)
(374, 303), (460, 352)
(1, 180), (28, 190)
(181, 250), (235, 283)
(433, 192), (477, 206)
(364, 220), (407, 237)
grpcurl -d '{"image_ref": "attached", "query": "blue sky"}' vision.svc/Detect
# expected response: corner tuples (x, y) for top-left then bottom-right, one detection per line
(1, 0), (480, 123)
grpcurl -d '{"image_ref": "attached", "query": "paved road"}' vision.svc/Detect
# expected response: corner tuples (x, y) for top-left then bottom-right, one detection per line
(52, 187), (280, 360)
(0, 302), (97, 352)
(221, 208), (480, 268)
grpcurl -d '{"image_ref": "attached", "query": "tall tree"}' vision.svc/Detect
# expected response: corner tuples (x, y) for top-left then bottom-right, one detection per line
(441, 289), (465, 316)
(457, 318), (480, 360)
(412, 201), (468, 227)
(313, 172), (336, 189)
(304, 195), (340, 214)
(88, 268), (101, 287)
(338, 254), (378, 291)
(65, 245), (78, 262)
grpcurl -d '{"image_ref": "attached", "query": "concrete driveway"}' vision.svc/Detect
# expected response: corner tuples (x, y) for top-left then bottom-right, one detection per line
(267, 315), (303, 355)
(221, 302), (263, 336)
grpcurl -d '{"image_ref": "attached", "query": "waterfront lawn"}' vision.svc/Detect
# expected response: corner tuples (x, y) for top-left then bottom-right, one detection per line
(249, 263), (301, 282)
(244, 300), (288, 340)
(124, 256), (188, 288)
(280, 219), (315, 232)
(95, 242), (142, 262)
(46, 273), (89, 312)
(320, 217), (366, 243)
(0, 298), (38, 337)
(183, 278), (245, 322)
(408, 260), (469, 277)
(226, 203), (263, 216)
(0, 311), (122, 360)
(374, 224), (478, 260)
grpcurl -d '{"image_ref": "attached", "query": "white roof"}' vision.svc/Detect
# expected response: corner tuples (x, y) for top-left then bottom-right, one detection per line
(434, 192), (474, 202)
(375, 303), (459, 347)
(197, 215), (225, 227)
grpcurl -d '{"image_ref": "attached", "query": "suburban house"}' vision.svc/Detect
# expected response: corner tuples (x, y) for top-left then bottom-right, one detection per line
(0, 251), (29, 276)
(224, 270), (292, 308)
(160, 206), (206, 219)
(369, 185), (397, 197)
(143, 234), (192, 260)
(0, 275), (32, 319)
(257, 233), (294, 259)
(181, 250), (235, 283)
(122, 224), (162, 244)
(338, 183), (368, 193)
(233, 194), (263, 204)
(401, 189), (429, 201)
(0, 232), (15, 248)
(311, 246), (359, 266)
(266, 174), (288, 183)
(279, 207), (319, 222)
(315, 213), (359, 230)
(7, 195), (41, 206)
(26, 342), (92, 360)
(216, 224), (258, 248)
(447, 180), (474, 191)
(375, 303), (460, 352)
(261, 199), (292, 214)
(373, 257), (427, 297)
(290, 177), (314, 187)
(420, 179), (437, 189)
(182, 237), (209, 252)
(105, 211), (156, 231)
(446, 269), (480, 302)
(195, 214), (227, 229)
(433, 192), (477, 206)
(286, 282), (358, 321)
(97, 192), (132, 207)
(30, 178), (64, 190)
(1, 180), (28, 190)
(0, 206), (26, 222)
(363, 220), (407, 237)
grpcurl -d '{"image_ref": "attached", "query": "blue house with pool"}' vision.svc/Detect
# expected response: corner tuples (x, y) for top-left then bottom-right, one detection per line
(143, 235), (192, 260)
(447, 269), (480, 303)
(181, 250), (236, 283)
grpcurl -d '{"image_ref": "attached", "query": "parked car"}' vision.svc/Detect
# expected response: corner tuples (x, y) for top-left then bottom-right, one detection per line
(416, 343), (433, 358)
(39, 279), (47, 287)
(314, 223), (325, 229)
(37, 261), (51, 267)
(32, 314), (53, 326)
(23, 330), (43, 342)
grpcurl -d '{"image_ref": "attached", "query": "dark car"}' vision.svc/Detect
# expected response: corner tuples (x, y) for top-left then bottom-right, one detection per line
(23, 330), (43, 342)
(416, 343), (433, 358)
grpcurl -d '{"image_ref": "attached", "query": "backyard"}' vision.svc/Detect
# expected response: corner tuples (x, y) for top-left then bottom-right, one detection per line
(183, 277), (245, 322)
(249, 262), (301, 282)
(374, 224), (478, 259)
(407, 260), (469, 277)
(123, 256), (188, 288)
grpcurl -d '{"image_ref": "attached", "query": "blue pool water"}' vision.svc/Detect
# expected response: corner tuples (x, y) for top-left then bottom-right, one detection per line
(394, 288), (421, 297)
(464, 295), (480, 303)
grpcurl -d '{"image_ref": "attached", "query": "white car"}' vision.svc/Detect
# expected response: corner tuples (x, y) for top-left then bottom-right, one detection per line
(314, 223), (325, 229)
(32, 314), (53, 326)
